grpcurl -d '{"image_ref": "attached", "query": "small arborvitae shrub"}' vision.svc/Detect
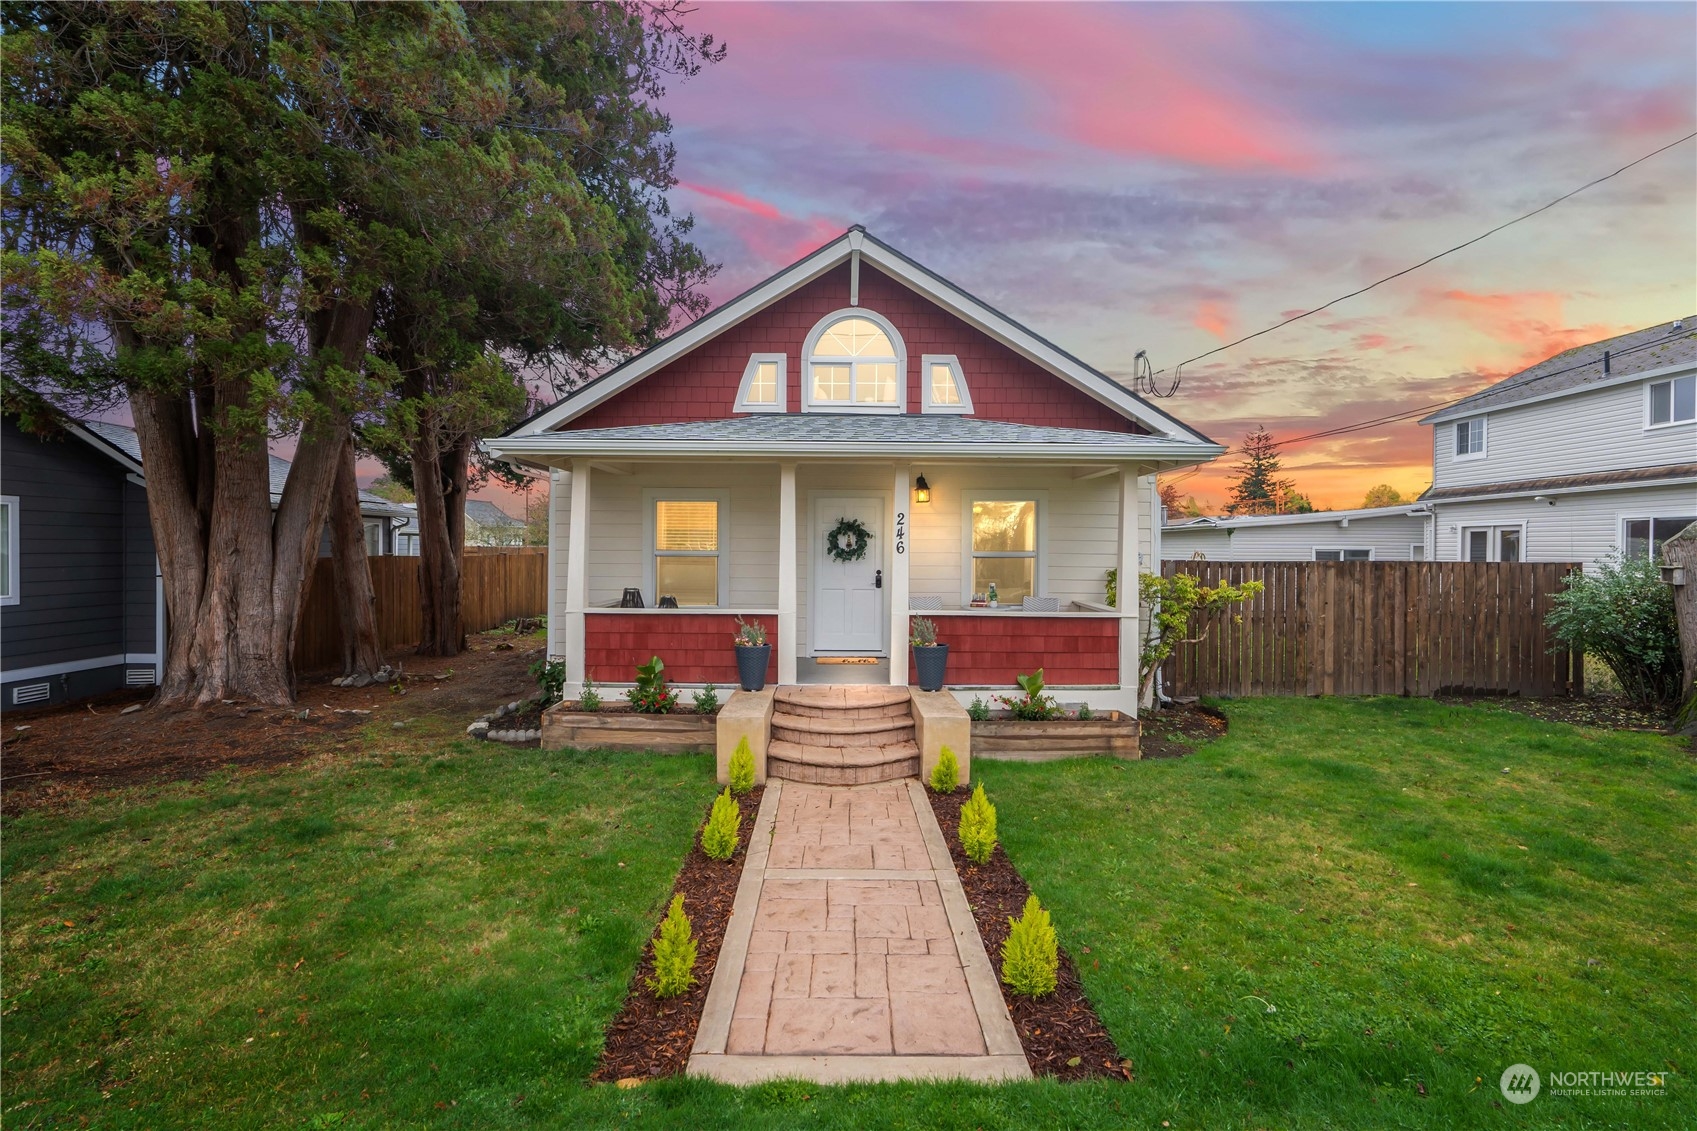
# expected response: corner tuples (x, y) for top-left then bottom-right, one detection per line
(728, 737), (756, 795)
(929, 745), (960, 793)
(701, 789), (741, 861)
(578, 675), (602, 712)
(693, 682), (721, 715)
(967, 696), (991, 722)
(958, 783), (997, 865)
(646, 894), (697, 999)
(1001, 893), (1058, 997)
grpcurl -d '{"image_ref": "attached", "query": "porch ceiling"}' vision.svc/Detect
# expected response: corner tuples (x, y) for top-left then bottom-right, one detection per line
(485, 414), (1223, 469)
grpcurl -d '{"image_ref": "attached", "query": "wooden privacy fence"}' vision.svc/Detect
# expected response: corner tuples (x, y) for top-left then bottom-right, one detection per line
(1161, 560), (1582, 698)
(294, 548), (547, 673)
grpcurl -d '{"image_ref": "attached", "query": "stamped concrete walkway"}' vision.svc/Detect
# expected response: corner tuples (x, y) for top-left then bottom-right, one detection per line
(689, 780), (1030, 1084)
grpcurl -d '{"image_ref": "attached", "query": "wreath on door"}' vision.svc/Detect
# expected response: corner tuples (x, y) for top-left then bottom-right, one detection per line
(826, 516), (873, 563)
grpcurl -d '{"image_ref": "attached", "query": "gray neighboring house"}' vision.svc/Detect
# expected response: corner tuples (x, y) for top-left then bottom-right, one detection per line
(1161, 504), (1432, 562)
(389, 499), (528, 556)
(1, 419), (410, 710)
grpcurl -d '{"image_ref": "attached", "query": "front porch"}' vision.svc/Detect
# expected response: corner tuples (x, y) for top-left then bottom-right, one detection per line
(540, 456), (1154, 714)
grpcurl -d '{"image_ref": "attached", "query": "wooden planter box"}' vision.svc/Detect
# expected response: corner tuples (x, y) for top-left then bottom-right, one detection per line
(971, 711), (1140, 761)
(541, 703), (716, 754)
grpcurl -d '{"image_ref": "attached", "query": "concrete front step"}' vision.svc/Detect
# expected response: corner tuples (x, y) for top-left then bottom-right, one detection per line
(767, 744), (922, 785)
(774, 685), (913, 720)
(771, 711), (916, 748)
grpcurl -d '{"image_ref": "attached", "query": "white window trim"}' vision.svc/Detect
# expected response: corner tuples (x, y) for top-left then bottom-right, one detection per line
(959, 490), (1046, 605)
(734, 352), (787, 413)
(920, 353), (973, 414)
(643, 488), (731, 607)
(801, 307), (908, 414)
(1644, 373), (1696, 430)
(1453, 416), (1487, 461)
(1460, 523), (1526, 562)
(0, 495), (17, 605)
(1313, 548), (1373, 561)
(1619, 514), (1697, 559)
(1409, 543), (1426, 561)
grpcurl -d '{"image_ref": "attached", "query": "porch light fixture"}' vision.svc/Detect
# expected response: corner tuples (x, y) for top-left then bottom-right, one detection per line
(913, 473), (931, 504)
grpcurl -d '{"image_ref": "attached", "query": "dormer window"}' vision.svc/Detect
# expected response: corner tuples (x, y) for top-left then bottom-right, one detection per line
(734, 353), (786, 413)
(1454, 416), (1485, 459)
(802, 309), (906, 412)
(921, 354), (973, 414)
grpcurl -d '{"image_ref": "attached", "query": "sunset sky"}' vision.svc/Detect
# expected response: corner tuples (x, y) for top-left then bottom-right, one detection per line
(621, 0), (1697, 513)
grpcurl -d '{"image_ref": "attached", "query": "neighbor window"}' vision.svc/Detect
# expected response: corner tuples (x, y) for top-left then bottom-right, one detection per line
(921, 354), (973, 414)
(363, 520), (383, 557)
(1454, 417), (1486, 458)
(735, 353), (787, 412)
(967, 497), (1038, 603)
(1623, 516), (1697, 561)
(652, 496), (723, 606)
(1463, 525), (1521, 562)
(804, 311), (905, 411)
(1647, 374), (1695, 426)
(1409, 544), (1427, 561)
(1314, 548), (1371, 561)
(0, 496), (16, 605)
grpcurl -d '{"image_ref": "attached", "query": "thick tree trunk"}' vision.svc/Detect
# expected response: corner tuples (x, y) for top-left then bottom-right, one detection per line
(328, 433), (386, 679)
(412, 421), (471, 657)
(1663, 522), (1697, 733)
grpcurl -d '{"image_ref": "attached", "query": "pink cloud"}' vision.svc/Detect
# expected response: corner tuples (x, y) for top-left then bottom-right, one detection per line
(678, 181), (783, 221)
(1194, 300), (1233, 340)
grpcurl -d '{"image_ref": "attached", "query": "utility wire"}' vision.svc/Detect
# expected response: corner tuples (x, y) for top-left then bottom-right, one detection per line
(1141, 129), (1697, 397)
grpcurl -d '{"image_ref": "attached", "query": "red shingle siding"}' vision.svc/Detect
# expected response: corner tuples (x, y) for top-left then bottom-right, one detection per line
(585, 613), (775, 686)
(566, 263), (1144, 433)
(909, 615), (1120, 686)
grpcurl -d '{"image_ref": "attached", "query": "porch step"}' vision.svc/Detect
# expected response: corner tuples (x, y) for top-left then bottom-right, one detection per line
(767, 740), (922, 785)
(770, 710), (916, 748)
(765, 685), (920, 785)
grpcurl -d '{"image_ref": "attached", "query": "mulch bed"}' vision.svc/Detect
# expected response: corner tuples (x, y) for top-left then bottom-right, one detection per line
(1138, 700), (1229, 758)
(593, 785), (764, 1083)
(928, 788), (1129, 1082)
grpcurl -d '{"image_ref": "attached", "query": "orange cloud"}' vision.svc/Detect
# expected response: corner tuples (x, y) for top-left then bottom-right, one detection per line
(1194, 300), (1233, 340)
(1421, 288), (1633, 380)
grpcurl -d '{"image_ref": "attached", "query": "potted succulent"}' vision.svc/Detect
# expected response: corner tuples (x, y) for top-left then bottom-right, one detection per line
(732, 617), (771, 692)
(910, 616), (948, 692)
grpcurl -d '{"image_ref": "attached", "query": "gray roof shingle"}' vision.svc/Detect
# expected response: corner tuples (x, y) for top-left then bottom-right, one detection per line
(537, 413), (1196, 449)
(1423, 318), (1696, 423)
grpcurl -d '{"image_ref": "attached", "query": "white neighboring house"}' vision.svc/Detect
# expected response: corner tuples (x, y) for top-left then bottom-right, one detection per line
(1418, 318), (1696, 568)
(1161, 504), (1432, 562)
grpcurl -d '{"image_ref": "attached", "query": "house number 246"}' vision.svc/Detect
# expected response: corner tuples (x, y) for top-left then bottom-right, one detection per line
(895, 512), (906, 554)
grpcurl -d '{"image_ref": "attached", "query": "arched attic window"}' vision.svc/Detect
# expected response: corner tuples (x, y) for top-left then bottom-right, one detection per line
(802, 309), (907, 413)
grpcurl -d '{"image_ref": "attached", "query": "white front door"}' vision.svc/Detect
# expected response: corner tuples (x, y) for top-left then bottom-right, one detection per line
(812, 495), (886, 654)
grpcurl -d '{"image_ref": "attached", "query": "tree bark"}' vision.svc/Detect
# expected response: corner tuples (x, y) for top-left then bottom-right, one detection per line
(1663, 522), (1697, 733)
(412, 418), (471, 657)
(328, 433), (386, 679)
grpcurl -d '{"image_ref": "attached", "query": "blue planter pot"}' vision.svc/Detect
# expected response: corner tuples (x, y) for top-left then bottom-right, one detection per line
(735, 645), (771, 692)
(913, 644), (949, 692)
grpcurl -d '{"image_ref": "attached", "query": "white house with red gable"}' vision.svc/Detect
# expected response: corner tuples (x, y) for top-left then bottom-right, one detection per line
(488, 228), (1222, 719)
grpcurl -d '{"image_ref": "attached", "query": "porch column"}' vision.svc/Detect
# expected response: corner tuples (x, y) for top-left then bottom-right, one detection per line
(564, 458), (591, 695)
(1117, 464), (1141, 709)
(889, 462), (911, 686)
(778, 461), (798, 686)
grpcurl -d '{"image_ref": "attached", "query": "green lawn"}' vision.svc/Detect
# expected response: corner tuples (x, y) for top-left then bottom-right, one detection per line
(3, 699), (1692, 1128)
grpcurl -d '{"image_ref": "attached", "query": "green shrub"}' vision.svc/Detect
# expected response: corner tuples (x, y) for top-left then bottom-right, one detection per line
(693, 682), (720, 715)
(1076, 703), (1094, 721)
(929, 745), (959, 793)
(628, 655), (679, 714)
(996, 670), (1064, 721)
(1546, 553), (1683, 709)
(967, 696), (991, 722)
(910, 616), (939, 647)
(701, 789), (741, 861)
(1138, 570), (1264, 703)
(529, 658), (567, 706)
(578, 675), (602, 712)
(728, 737), (755, 795)
(959, 783), (997, 864)
(646, 894), (697, 999)
(1001, 893), (1058, 997)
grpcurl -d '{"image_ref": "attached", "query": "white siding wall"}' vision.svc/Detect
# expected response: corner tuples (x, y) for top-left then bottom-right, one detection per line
(1431, 375), (1697, 491)
(1161, 514), (1428, 561)
(1433, 483), (1697, 568)
(548, 460), (1148, 657)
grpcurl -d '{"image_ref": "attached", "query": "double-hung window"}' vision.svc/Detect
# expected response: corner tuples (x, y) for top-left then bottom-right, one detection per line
(1647, 374), (1696, 426)
(965, 496), (1040, 603)
(1623, 516), (1697, 561)
(0, 496), (17, 605)
(803, 311), (906, 412)
(1454, 416), (1486, 459)
(648, 491), (727, 606)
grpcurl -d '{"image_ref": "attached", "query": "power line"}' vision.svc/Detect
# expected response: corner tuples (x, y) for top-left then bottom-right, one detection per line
(1138, 129), (1697, 397)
